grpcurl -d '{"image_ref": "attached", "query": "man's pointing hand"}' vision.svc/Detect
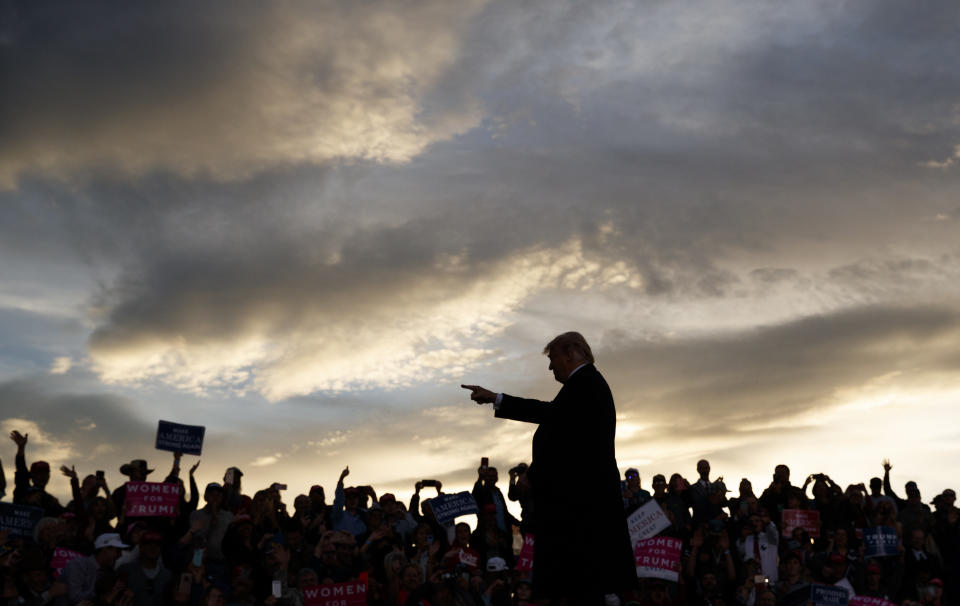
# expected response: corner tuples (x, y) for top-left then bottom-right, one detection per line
(461, 384), (496, 404)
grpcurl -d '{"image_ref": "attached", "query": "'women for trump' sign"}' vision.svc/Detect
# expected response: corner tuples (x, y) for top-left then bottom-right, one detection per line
(125, 482), (180, 517)
(635, 536), (682, 581)
(302, 574), (367, 606)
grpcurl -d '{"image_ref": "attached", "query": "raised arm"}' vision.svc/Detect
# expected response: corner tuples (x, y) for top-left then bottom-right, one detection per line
(882, 459), (901, 501)
(10, 431), (29, 495)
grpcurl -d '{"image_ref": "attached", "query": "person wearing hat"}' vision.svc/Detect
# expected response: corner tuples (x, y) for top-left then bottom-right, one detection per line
(859, 560), (892, 600)
(463, 332), (636, 603)
(110, 459), (155, 531)
(60, 532), (128, 604)
(10, 430), (63, 516)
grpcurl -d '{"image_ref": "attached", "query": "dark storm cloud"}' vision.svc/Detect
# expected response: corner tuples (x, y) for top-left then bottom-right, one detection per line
(0, 376), (150, 458)
(0, 0), (486, 188)
(603, 304), (960, 427)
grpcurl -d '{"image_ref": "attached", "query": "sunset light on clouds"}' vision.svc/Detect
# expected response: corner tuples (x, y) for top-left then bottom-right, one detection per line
(2, 0), (960, 512)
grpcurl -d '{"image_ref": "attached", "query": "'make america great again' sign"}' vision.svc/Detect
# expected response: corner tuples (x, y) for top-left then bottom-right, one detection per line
(125, 482), (180, 517)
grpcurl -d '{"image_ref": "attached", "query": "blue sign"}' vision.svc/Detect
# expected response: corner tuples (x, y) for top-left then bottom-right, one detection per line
(862, 526), (899, 558)
(155, 420), (205, 455)
(811, 584), (849, 606)
(0, 502), (44, 538)
(426, 491), (478, 524)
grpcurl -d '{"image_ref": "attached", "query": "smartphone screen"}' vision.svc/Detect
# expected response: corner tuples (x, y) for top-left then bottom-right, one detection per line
(272, 580), (282, 598)
(192, 548), (203, 567)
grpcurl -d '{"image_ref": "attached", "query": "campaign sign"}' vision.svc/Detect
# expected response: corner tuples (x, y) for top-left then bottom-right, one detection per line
(782, 509), (821, 538)
(850, 597), (895, 606)
(426, 492), (478, 525)
(635, 536), (682, 581)
(811, 584), (849, 606)
(302, 574), (367, 606)
(51, 547), (84, 578)
(862, 526), (898, 558)
(628, 499), (671, 545)
(125, 482), (180, 517)
(0, 502), (43, 538)
(516, 534), (534, 573)
(155, 420), (205, 455)
(459, 548), (479, 569)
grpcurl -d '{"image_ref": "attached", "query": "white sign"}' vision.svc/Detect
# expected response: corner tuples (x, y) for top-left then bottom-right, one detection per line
(627, 499), (671, 545)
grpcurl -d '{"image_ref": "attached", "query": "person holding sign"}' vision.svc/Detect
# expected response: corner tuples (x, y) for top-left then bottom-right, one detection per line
(462, 331), (635, 604)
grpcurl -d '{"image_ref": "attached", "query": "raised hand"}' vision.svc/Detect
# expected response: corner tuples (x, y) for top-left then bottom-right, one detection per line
(882, 459), (892, 472)
(60, 465), (78, 480)
(339, 466), (350, 482)
(9, 431), (27, 449)
(189, 460), (201, 476)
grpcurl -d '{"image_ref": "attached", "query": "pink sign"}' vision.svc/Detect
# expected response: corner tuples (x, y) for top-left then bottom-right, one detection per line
(458, 548), (479, 568)
(515, 533), (534, 573)
(782, 509), (821, 538)
(635, 536), (682, 581)
(125, 482), (180, 517)
(50, 547), (83, 578)
(850, 598), (896, 606)
(302, 575), (367, 606)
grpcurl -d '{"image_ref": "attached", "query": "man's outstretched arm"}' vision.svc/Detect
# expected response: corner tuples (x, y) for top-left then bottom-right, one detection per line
(461, 385), (550, 424)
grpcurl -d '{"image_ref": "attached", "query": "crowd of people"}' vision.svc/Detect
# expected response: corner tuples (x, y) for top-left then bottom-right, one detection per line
(0, 429), (957, 606)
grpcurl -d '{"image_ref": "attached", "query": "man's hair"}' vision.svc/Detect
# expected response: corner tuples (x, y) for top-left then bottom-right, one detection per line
(543, 331), (594, 364)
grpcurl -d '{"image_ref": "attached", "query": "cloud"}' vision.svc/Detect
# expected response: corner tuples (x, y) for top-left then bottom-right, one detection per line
(249, 454), (282, 468)
(49, 356), (72, 375)
(923, 145), (960, 169)
(602, 304), (960, 429)
(86, 229), (650, 399)
(0, 1), (487, 188)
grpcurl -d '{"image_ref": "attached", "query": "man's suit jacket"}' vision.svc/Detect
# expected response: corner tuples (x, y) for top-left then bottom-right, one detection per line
(496, 364), (636, 599)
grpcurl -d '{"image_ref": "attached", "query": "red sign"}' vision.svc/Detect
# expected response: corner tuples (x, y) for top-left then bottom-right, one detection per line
(125, 482), (180, 517)
(635, 536), (682, 581)
(302, 574), (367, 606)
(850, 597), (895, 606)
(782, 509), (821, 538)
(458, 548), (479, 568)
(50, 547), (83, 578)
(515, 533), (534, 573)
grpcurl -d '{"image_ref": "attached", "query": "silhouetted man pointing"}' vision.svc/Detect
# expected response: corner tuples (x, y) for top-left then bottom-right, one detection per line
(463, 331), (635, 605)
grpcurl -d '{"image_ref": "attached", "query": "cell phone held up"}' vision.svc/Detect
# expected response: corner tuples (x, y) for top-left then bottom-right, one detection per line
(421, 479), (439, 488)
(480, 457), (489, 469)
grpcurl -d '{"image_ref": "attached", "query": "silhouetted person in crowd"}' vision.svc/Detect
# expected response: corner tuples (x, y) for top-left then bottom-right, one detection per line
(507, 462), (534, 535)
(472, 464), (516, 535)
(331, 467), (366, 537)
(60, 532), (128, 605)
(759, 464), (794, 525)
(10, 430), (63, 516)
(463, 331), (635, 604)
(117, 530), (172, 606)
(622, 467), (651, 513)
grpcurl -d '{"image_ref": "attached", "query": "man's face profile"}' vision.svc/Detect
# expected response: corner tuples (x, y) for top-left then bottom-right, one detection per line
(547, 347), (576, 383)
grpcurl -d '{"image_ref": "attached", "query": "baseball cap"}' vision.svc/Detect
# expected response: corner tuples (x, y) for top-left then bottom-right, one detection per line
(94, 533), (129, 550)
(486, 557), (508, 572)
